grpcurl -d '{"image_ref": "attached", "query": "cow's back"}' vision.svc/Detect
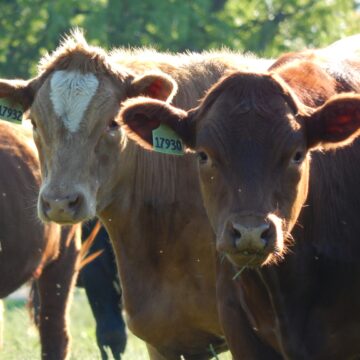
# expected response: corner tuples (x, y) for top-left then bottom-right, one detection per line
(113, 49), (273, 110)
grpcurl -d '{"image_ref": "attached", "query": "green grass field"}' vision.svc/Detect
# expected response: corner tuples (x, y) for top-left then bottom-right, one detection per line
(2, 289), (231, 359)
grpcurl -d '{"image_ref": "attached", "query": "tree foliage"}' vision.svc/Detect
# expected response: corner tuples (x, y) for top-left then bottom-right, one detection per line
(0, 0), (358, 77)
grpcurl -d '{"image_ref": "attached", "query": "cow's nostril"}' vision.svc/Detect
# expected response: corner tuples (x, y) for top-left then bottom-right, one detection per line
(68, 194), (81, 209)
(260, 222), (275, 247)
(41, 196), (50, 213)
(231, 226), (241, 239)
(260, 228), (270, 245)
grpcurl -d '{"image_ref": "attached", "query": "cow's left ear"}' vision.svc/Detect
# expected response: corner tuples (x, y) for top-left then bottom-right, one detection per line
(118, 97), (195, 150)
(0, 79), (35, 110)
(305, 94), (360, 149)
(128, 72), (177, 102)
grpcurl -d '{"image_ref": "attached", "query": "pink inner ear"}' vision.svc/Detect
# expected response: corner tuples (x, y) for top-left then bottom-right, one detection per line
(337, 114), (352, 125)
(327, 115), (352, 134)
(148, 79), (167, 100)
(326, 108), (360, 136)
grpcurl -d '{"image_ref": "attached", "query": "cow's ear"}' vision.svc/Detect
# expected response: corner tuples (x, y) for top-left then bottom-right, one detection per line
(305, 94), (360, 149)
(128, 72), (177, 102)
(0, 79), (35, 110)
(119, 97), (195, 150)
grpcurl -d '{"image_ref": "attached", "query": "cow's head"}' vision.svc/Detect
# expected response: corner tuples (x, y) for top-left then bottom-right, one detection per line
(120, 71), (360, 267)
(0, 31), (176, 224)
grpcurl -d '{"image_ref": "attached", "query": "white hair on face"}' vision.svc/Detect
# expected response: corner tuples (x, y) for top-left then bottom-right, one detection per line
(50, 70), (99, 132)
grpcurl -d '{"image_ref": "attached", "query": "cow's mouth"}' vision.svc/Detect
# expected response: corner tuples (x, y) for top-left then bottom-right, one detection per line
(225, 250), (270, 268)
(38, 206), (88, 225)
(38, 188), (96, 224)
(217, 212), (285, 268)
(225, 240), (286, 270)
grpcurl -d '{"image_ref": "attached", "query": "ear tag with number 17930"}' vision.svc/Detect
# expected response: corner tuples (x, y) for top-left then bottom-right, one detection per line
(152, 124), (184, 155)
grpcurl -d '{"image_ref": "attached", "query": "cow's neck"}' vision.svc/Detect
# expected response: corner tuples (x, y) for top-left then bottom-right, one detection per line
(254, 259), (316, 359)
(249, 142), (360, 356)
(305, 144), (360, 260)
(98, 142), (219, 335)
(99, 139), (212, 264)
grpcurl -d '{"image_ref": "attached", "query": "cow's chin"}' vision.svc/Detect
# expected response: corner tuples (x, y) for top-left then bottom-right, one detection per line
(38, 208), (95, 225)
(37, 200), (96, 225)
(225, 236), (286, 269)
(226, 251), (272, 269)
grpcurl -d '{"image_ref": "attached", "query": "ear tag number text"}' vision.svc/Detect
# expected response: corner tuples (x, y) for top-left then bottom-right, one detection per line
(0, 98), (24, 124)
(152, 124), (184, 155)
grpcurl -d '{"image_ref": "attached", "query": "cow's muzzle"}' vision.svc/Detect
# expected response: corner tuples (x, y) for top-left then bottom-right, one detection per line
(38, 188), (94, 224)
(217, 213), (282, 267)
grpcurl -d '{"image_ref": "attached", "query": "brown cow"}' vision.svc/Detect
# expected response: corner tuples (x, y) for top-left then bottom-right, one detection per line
(119, 42), (360, 358)
(0, 30), (272, 359)
(0, 120), (81, 360)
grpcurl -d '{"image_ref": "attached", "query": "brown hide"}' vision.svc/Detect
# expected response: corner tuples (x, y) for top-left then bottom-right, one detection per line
(119, 37), (360, 359)
(0, 31), (273, 359)
(103, 50), (268, 360)
(0, 121), (81, 360)
(189, 46), (360, 358)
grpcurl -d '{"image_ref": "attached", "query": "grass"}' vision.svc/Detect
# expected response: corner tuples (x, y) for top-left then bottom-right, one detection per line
(2, 289), (231, 359)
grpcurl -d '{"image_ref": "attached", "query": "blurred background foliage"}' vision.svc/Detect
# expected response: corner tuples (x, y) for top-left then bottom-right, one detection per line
(0, 0), (359, 78)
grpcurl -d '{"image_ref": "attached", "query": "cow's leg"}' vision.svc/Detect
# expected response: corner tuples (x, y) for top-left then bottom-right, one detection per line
(81, 259), (126, 360)
(37, 226), (81, 360)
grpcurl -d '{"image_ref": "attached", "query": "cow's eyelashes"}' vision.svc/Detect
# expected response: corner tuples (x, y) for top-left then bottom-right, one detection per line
(197, 151), (209, 164)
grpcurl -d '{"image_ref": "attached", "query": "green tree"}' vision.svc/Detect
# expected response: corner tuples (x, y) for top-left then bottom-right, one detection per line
(0, 0), (358, 78)
(219, 0), (359, 56)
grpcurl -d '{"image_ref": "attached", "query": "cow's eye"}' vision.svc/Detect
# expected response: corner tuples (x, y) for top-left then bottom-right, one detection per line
(107, 120), (120, 131)
(197, 151), (208, 164)
(291, 151), (304, 165)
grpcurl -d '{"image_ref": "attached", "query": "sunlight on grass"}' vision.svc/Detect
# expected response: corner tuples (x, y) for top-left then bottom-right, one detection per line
(2, 289), (231, 359)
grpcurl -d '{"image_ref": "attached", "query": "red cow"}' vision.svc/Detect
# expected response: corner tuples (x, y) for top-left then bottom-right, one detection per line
(120, 39), (360, 358)
(0, 121), (81, 359)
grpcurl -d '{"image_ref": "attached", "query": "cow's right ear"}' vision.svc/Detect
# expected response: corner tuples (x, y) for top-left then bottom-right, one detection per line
(128, 72), (177, 102)
(119, 97), (196, 150)
(305, 93), (360, 149)
(0, 79), (35, 110)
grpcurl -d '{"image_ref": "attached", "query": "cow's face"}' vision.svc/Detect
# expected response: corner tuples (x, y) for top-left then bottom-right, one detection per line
(0, 63), (176, 225)
(31, 71), (126, 224)
(191, 78), (308, 267)
(120, 72), (360, 267)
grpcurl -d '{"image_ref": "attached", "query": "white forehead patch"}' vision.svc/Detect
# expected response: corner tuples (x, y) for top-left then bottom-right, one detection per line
(50, 70), (99, 132)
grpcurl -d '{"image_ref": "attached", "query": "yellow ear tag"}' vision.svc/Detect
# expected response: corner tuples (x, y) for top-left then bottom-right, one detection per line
(0, 98), (24, 124)
(152, 124), (184, 155)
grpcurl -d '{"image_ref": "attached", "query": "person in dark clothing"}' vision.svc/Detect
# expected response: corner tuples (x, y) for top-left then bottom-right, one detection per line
(79, 220), (127, 360)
